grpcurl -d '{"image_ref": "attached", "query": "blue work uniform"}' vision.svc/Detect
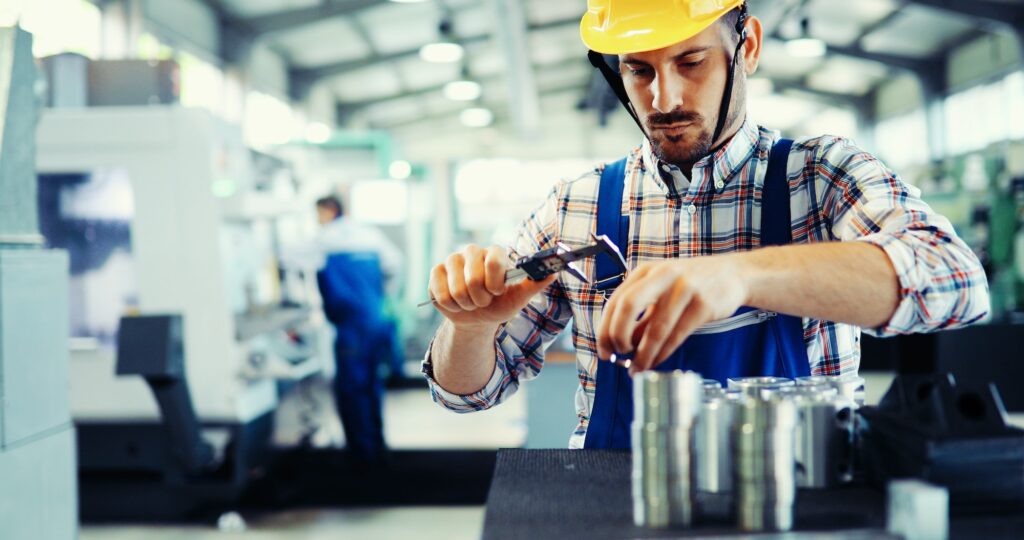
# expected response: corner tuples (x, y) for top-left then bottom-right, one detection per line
(317, 251), (388, 462)
(584, 139), (811, 449)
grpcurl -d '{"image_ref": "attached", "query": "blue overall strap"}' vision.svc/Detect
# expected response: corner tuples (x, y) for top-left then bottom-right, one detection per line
(585, 158), (630, 449)
(760, 137), (811, 380)
(593, 158), (630, 292)
(761, 138), (794, 246)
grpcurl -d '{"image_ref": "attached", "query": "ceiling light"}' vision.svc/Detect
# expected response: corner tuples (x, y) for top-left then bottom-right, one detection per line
(389, 160), (412, 180)
(443, 80), (482, 101)
(304, 122), (331, 144)
(786, 37), (826, 58)
(419, 42), (464, 63)
(460, 107), (493, 128)
(786, 16), (826, 59)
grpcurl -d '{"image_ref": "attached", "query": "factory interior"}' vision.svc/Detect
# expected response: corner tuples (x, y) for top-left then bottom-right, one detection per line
(1, 0), (1024, 539)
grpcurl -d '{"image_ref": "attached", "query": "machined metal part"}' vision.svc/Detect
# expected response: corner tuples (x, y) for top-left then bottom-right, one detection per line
(887, 480), (949, 540)
(728, 377), (796, 400)
(632, 370), (703, 529)
(695, 389), (741, 497)
(796, 375), (866, 407)
(702, 379), (723, 395)
(733, 395), (798, 532)
(789, 386), (856, 488)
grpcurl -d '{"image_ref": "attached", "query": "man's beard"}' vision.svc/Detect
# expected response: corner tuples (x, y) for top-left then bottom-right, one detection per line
(644, 103), (742, 167)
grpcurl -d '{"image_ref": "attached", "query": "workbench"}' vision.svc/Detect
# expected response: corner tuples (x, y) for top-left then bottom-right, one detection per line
(481, 449), (1024, 539)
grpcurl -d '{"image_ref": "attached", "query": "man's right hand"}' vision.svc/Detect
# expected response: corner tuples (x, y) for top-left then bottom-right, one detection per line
(428, 244), (557, 328)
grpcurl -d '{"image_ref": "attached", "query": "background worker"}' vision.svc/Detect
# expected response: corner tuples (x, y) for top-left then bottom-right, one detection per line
(420, 0), (990, 449)
(306, 195), (403, 463)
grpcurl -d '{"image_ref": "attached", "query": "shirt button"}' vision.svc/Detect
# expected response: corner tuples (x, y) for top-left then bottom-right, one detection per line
(715, 180), (725, 189)
(687, 204), (697, 215)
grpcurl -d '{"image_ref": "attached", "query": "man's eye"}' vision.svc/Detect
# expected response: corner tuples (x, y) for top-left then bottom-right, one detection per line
(681, 60), (704, 68)
(629, 68), (651, 77)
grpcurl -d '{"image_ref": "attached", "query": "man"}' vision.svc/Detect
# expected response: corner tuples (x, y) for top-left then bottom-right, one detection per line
(421, 1), (990, 449)
(308, 195), (402, 463)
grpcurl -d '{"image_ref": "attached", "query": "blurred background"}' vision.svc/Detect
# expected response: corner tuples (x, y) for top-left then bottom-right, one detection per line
(0, 0), (1022, 538)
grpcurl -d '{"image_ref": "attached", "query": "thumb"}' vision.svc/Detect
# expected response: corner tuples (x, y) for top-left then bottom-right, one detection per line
(502, 274), (557, 306)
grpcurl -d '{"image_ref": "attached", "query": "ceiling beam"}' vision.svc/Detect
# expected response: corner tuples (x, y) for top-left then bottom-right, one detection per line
(241, 0), (388, 36)
(289, 13), (581, 99)
(371, 79), (586, 130)
(335, 57), (587, 118)
(904, 0), (1024, 28)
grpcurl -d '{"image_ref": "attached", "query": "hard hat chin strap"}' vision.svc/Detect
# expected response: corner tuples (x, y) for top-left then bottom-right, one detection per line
(711, 4), (749, 150)
(588, 50), (647, 136)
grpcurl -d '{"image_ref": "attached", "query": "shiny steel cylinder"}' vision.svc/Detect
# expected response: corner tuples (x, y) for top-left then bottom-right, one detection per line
(695, 391), (739, 494)
(796, 375), (865, 407)
(631, 371), (703, 528)
(788, 386), (856, 488)
(733, 396), (798, 532)
(727, 377), (795, 400)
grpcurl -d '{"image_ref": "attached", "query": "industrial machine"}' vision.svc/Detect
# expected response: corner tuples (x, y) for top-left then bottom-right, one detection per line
(35, 104), (325, 520)
(0, 26), (77, 539)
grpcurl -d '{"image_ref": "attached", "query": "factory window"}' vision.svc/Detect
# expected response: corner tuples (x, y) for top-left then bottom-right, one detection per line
(945, 71), (1024, 155)
(244, 90), (299, 149)
(1007, 70), (1024, 141)
(350, 180), (409, 225)
(178, 50), (224, 115)
(874, 109), (930, 171)
(454, 158), (605, 244)
(1, 0), (101, 58)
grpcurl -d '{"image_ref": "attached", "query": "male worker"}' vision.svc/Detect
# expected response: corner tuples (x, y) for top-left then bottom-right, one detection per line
(309, 195), (402, 463)
(421, 1), (990, 449)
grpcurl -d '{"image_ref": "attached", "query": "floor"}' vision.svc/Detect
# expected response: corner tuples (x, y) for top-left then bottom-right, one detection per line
(80, 507), (486, 540)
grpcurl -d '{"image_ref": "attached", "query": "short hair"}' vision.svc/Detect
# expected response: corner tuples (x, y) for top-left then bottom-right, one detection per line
(316, 195), (343, 219)
(719, 7), (745, 43)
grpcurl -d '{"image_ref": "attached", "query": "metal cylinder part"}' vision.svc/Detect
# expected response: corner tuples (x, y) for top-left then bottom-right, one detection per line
(796, 374), (865, 407)
(733, 395), (798, 532)
(727, 377), (795, 400)
(788, 385), (856, 488)
(632, 371), (703, 528)
(695, 391), (739, 494)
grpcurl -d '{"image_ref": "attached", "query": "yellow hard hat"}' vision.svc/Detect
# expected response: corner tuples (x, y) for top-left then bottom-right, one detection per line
(580, 0), (745, 55)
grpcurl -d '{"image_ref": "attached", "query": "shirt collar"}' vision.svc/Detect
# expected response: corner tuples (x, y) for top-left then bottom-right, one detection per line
(640, 117), (761, 195)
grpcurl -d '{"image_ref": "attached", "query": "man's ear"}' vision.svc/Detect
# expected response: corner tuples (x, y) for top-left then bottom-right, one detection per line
(741, 15), (763, 75)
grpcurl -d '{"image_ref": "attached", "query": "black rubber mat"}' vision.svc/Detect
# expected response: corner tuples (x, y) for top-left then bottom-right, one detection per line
(482, 449), (1024, 540)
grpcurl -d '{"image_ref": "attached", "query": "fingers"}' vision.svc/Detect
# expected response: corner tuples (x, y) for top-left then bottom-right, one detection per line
(483, 246), (508, 296)
(631, 284), (694, 373)
(463, 245), (493, 308)
(596, 264), (675, 360)
(429, 263), (459, 312)
(445, 252), (476, 311)
(429, 245), (522, 315)
(650, 297), (712, 368)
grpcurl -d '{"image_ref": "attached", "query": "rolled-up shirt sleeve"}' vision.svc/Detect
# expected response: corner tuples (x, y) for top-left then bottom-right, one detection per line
(819, 139), (990, 336)
(422, 184), (574, 412)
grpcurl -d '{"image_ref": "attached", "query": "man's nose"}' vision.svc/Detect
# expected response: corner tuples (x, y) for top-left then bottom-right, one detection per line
(651, 72), (685, 114)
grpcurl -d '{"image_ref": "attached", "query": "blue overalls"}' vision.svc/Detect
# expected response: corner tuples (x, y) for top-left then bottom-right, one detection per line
(583, 139), (811, 449)
(317, 252), (388, 462)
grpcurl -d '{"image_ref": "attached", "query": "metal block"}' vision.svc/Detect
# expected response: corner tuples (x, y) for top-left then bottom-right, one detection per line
(0, 249), (70, 449)
(0, 426), (78, 540)
(0, 26), (41, 240)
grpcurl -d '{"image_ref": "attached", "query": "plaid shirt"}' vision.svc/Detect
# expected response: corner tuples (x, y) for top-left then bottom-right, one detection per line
(423, 119), (990, 448)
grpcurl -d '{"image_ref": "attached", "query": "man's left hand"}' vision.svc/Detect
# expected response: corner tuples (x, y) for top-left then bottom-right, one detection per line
(596, 254), (751, 375)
